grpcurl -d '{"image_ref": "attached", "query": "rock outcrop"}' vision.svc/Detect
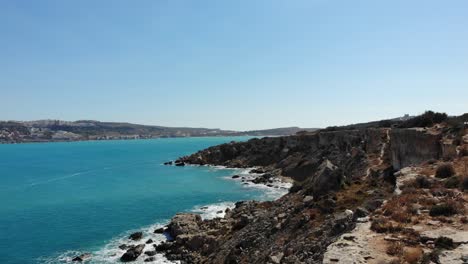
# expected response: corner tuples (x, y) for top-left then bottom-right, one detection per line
(390, 128), (442, 169)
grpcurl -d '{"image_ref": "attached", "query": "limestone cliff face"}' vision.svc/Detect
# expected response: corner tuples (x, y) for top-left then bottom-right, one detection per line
(179, 129), (387, 182)
(390, 128), (442, 170)
(163, 128), (395, 264)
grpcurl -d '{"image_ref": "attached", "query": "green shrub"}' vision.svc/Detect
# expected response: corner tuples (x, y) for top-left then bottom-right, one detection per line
(435, 163), (455, 178)
(399, 111), (448, 128)
(414, 176), (432, 188)
(461, 177), (468, 191)
(429, 203), (457, 217)
(444, 176), (460, 189)
(434, 236), (454, 249)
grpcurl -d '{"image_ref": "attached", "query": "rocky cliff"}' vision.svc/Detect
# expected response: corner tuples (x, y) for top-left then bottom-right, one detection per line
(158, 122), (467, 264)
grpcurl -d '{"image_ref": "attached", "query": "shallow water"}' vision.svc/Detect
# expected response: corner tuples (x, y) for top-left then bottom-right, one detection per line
(0, 137), (285, 264)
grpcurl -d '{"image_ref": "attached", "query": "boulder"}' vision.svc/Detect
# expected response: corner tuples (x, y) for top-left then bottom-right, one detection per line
(129, 232), (143, 241)
(167, 213), (202, 238)
(120, 244), (145, 262)
(305, 160), (343, 197)
(154, 242), (172, 252)
(144, 250), (157, 256)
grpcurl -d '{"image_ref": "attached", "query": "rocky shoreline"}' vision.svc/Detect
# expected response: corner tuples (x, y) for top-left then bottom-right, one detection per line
(152, 122), (467, 264)
(71, 115), (468, 263)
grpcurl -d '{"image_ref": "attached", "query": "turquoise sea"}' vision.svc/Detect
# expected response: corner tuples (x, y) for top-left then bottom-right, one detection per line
(0, 137), (285, 264)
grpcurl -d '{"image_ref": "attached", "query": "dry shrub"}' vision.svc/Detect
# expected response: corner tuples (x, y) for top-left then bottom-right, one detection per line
(391, 211), (412, 223)
(460, 216), (468, 224)
(435, 163), (455, 178)
(371, 218), (404, 233)
(386, 242), (403, 256)
(382, 194), (418, 223)
(404, 247), (423, 264)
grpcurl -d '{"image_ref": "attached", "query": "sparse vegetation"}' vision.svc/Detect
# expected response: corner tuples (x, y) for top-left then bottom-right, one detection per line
(435, 163), (455, 178)
(399, 111), (448, 128)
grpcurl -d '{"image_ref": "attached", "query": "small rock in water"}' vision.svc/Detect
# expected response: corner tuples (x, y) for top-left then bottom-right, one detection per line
(119, 244), (128, 250)
(153, 227), (165, 234)
(145, 257), (156, 262)
(217, 210), (223, 214)
(72, 253), (92, 262)
(129, 232), (143, 241)
(175, 161), (185, 166)
(163, 161), (173, 165)
(144, 250), (157, 256)
(231, 175), (240, 179)
(146, 239), (153, 244)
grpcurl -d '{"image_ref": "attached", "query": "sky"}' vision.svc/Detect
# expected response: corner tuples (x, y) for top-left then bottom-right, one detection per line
(1, 0), (467, 130)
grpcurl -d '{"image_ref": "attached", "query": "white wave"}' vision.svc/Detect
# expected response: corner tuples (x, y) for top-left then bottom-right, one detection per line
(222, 168), (292, 201)
(41, 222), (178, 264)
(28, 172), (87, 187)
(191, 201), (236, 220)
(40, 166), (290, 263)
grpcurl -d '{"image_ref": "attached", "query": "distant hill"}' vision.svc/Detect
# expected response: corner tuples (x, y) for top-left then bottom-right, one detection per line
(0, 120), (317, 143)
(320, 111), (467, 132)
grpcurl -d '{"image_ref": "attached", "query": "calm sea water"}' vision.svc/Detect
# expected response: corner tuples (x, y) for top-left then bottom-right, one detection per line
(0, 137), (281, 264)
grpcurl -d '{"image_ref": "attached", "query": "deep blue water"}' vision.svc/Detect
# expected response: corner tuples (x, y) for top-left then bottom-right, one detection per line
(0, 137), (274, 264)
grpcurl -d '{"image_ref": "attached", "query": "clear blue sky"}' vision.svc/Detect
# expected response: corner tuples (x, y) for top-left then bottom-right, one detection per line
(1, 0), (467, 130)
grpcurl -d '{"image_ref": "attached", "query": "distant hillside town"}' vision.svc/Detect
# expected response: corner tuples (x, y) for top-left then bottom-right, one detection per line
(0, 120), (317, 143)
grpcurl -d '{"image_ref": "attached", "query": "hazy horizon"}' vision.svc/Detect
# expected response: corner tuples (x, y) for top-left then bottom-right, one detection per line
(1, 0), (468, 130)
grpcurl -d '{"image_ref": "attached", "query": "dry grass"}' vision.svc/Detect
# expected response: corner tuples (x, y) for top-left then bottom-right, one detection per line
(371, 218), (404, 233)
(381, 194), (421, 223)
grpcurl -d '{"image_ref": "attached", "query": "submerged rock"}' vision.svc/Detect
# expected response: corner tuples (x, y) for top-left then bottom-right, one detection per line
(119, 244), (129, 250)
(72, 253), (91, 262)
